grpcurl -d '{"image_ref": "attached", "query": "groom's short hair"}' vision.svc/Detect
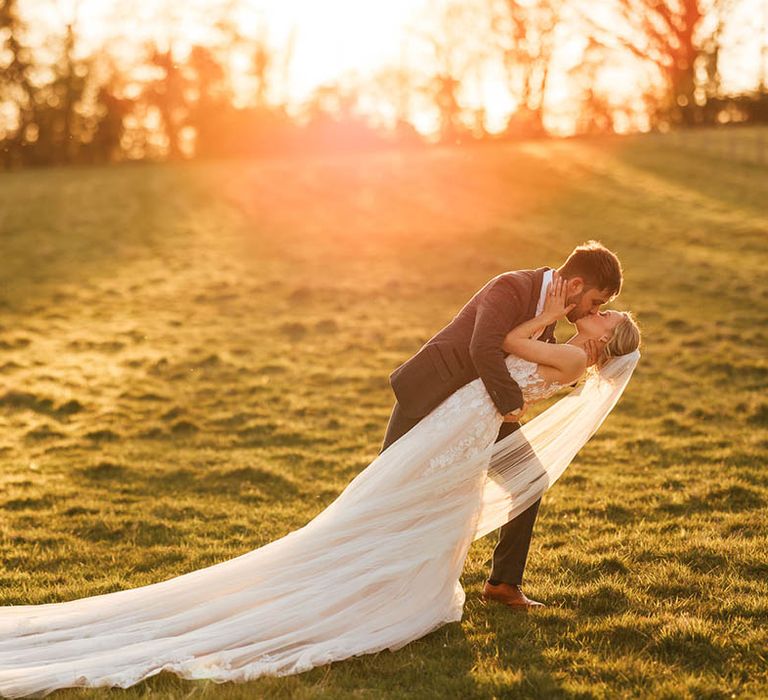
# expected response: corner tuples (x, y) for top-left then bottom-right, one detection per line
(560, 241), (623, 296)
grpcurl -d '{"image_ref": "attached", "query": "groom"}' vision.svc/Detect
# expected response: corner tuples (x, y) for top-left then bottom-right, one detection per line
(380, 241), (623, 609)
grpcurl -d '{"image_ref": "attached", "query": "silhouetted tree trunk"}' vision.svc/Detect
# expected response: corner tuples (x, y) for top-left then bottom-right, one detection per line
(46, 22), (87, 164)
(147, 49), (188, 159)
(90, 82), (132, 163)
(416, 1), (492, 144)
(187, 45), (232, 157)
(491, 0), (562, 136)
(372, 64), (423, 146)
(431, 73), (463, 143)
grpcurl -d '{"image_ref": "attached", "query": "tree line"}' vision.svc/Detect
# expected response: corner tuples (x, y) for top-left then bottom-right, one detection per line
(1, 0), (767, 168)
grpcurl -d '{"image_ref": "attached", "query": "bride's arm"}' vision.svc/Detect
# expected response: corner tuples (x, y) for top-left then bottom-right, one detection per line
(502, 313), (551, 343)
(504, 272), (573, 344)
(504, 336), (586, 384)
(502, 273), (585, 384)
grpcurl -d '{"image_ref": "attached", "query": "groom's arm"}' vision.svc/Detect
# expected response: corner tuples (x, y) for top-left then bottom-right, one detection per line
(469, 275), (532, 416)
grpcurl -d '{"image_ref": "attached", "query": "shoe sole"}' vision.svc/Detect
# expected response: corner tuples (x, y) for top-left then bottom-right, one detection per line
(480, 593), (543, 611)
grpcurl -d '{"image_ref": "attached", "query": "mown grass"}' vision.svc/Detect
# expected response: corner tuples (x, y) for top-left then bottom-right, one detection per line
(0, 127), (766, 698)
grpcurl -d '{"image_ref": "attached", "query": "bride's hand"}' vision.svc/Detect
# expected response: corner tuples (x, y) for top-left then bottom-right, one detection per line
(542, 273), (575, 323)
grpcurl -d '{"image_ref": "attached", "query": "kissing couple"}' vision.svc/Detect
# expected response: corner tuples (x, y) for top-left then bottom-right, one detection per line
(0, 242), (641, 697)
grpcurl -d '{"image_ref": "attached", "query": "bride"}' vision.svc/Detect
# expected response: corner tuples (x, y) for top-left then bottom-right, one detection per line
(0, 277), (641, 697)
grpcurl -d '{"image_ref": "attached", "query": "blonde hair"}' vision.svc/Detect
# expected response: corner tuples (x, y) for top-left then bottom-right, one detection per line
(599, 311), (641, 366)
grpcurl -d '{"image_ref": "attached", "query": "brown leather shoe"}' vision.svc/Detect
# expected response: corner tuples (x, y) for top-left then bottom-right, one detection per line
(481, 581), (545, 610)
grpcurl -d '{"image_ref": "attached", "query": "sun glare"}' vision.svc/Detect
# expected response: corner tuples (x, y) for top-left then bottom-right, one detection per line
(264, 0), (422, 99)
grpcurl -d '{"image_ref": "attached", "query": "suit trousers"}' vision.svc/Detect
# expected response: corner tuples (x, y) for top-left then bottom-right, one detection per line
(379, 400), (541, 586)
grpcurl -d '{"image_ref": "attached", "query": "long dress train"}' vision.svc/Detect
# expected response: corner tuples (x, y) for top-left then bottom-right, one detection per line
(0, 351), (639, 697)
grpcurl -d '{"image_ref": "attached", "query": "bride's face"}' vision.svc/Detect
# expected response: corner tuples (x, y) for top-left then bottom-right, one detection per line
(575, 309), (624, 340)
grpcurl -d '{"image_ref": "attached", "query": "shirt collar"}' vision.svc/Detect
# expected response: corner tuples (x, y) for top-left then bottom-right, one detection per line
(536, 268), (553, 317)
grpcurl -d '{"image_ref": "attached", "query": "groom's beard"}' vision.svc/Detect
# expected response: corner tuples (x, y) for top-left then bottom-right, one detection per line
(566, 291), (585, 322)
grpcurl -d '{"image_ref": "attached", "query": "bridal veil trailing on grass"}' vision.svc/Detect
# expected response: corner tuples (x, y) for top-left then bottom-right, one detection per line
(0, 350), (639, 698)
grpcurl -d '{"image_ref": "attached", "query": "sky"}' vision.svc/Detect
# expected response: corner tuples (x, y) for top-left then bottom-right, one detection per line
(19, 0), (768, 135)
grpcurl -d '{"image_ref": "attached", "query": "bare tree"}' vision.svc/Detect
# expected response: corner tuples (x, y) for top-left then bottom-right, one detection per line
(145, 48), (188, 159)
(490, 0), (564, 136)
(574, 0), (740, 127)
(413, 0), (494, 143)
(370, 62), (423, 145)
(45, 19), (88, 164)
(0, 0), (36, 165)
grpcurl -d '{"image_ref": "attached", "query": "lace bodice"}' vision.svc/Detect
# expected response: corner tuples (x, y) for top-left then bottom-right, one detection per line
(420, 354), (566, 478)
(426, 355), (565, 434)
(504, 355), (566, 405)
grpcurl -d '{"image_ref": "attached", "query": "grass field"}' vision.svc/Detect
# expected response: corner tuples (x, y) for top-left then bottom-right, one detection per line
(1, 128), (767, 699)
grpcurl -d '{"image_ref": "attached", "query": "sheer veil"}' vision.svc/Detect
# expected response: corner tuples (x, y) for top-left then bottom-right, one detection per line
(474, 349), (641, 539)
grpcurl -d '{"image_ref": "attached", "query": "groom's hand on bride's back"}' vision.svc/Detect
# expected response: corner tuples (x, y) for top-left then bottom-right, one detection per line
(502, 402), (529, 423)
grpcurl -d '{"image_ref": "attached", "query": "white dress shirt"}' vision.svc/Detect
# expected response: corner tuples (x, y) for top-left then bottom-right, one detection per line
(532, 268), (554, 340)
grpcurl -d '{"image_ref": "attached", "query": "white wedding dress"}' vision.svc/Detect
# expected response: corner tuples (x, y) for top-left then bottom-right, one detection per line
(0, 351), (639, 698)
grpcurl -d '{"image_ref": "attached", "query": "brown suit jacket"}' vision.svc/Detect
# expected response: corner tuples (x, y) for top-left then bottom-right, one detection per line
(389, 267), (556, 419)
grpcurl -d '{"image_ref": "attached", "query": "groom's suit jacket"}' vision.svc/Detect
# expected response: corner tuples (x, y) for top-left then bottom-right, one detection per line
(389, 267), (557, 420)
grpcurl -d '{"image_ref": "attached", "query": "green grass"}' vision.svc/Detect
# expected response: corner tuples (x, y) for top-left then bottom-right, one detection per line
(1, 127), (767, 699)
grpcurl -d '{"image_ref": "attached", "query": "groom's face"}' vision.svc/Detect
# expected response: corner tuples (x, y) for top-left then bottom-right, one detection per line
(565, 279), (612, 322)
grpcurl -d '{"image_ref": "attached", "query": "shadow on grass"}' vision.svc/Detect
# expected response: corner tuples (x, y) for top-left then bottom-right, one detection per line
(0, 163), (206, 310)
(477, 604), (590, 698)
(657, 484), (765, 516)
(614, 133), (768, 220)
(72, 462), (300, 503)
